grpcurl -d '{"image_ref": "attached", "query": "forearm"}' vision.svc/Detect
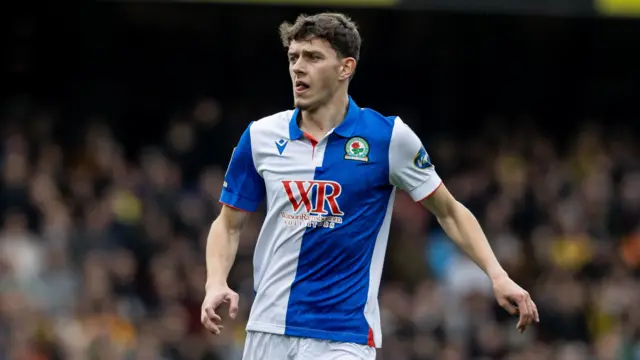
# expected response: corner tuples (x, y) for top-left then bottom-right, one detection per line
(205, 217), (241, 289)
(438, 201), (507, 281)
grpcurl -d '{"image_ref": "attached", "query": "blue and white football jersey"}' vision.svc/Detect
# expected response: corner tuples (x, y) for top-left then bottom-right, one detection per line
(220, 97), (442, 348)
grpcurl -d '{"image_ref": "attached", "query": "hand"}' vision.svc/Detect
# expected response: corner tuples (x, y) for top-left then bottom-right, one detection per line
(492, 275), (539, 333)
(201, 284), (239, 335)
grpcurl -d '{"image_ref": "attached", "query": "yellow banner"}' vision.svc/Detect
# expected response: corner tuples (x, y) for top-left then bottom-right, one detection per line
(596, 0), (640, 16)
(195, 0), (396, 6)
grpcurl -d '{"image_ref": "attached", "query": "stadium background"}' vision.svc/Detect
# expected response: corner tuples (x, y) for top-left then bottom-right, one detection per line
(2, 2), (640, 359)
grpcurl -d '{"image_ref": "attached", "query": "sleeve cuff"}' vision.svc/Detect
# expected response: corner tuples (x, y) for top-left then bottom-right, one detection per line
(219, 189), (259, 212)
(409, 177), (443, 203)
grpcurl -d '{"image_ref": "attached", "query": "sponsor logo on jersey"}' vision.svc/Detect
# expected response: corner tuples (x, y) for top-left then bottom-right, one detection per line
(413, 146), (432, 169)
(344, 136), (370, 162)
(280, 180), (344, 228)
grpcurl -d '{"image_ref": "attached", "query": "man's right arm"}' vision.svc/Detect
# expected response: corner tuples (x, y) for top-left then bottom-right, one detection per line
(201, 121), (265, 334)
(205, 205), (248, 290)
(202, 205), (246, 333)
(208, 120), (265, 288)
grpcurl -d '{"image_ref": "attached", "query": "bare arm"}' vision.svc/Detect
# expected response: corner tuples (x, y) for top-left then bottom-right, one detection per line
(386, 116), (537, 330)
(201, 204), (249, 334)
(420, 184), (539, 331)
(205, 205), (249, 289)
(420, 184), (506, 281)
(202, 121), (264, 334)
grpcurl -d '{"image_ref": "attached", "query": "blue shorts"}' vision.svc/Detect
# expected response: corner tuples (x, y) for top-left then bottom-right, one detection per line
(241, 331), (376, 360)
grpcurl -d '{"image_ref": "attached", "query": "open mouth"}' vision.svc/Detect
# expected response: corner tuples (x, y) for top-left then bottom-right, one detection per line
(295, 80), (309, 93)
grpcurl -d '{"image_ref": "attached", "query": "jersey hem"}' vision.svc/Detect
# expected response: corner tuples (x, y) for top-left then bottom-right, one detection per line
(219, 189), (259, 212)
(414, 179), (443, 203)
(408, 177), (443, 202)
(246, 321), (378, 348)
(219, 201), (250, 212)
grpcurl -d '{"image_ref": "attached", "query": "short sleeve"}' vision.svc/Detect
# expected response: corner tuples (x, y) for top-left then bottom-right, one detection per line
(389, 117), (442, 202)
(219, 122), (266, 212)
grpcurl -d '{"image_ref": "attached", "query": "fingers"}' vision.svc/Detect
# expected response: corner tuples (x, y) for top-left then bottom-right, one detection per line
(499, 299), (519, 316)
(201, 291), (240, 334)
(529, 297), (540, 323)
(201, 314), (222, 334)
(226, 292), (240, 319)
(515, 298), (530, 333)
(205, 307), (222, 323)
(202, 307), (223, 334)
(514, 292), (537, 333)
(202, 316), (224, 334)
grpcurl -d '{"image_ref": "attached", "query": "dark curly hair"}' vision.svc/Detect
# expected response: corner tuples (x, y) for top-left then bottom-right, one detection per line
(278, 13), (361, 61)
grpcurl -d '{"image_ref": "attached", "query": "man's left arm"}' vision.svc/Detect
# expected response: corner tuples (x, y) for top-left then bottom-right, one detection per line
(388, 117), (539, 332)
(420, 185), (506, 281)
(420, 185), (538, 331)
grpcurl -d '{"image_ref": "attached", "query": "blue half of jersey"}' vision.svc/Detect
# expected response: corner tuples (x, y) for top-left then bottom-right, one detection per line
(283, 99), (396, 344)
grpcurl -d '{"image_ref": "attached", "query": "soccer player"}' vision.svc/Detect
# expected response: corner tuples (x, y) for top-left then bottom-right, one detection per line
(202, 12), (539, 360)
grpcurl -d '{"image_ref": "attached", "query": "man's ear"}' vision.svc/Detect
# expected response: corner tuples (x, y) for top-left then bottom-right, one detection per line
(339, 57), (356, 80)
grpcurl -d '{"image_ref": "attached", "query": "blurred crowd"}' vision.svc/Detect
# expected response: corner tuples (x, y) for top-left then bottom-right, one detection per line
(0, 96), (639, 360)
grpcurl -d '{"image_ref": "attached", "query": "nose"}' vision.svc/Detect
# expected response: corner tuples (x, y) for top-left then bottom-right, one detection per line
(291, 58), (306, 75)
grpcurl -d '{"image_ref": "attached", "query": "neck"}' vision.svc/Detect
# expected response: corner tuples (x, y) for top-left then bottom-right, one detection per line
(300, 90), (349, 138)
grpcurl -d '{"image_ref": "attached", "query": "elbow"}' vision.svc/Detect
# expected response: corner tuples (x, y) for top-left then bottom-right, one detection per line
(435, 200), (467, 227)
(212, 207), (247, 237)
(211, 216), (240, 238)
(436, 214), (456, 230)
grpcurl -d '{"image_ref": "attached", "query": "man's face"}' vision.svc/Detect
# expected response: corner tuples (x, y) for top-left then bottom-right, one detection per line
(288, 37), (345, 110)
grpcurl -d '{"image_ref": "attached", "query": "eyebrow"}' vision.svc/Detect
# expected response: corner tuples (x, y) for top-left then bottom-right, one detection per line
(288, 49), (323, 57)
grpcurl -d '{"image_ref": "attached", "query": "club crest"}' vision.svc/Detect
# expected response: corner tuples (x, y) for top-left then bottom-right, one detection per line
(344, 137), (370, 162)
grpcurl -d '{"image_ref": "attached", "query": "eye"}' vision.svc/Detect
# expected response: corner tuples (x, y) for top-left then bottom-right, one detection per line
(288, 55), (298, 63)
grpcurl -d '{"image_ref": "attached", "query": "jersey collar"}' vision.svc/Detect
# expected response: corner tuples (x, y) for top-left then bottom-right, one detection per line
(289, 96), (361, 140)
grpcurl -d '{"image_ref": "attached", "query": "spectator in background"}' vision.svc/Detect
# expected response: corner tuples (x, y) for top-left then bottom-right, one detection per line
(0, 97), (639, 360)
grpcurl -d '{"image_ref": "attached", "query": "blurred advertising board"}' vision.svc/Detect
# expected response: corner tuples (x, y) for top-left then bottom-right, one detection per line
(596, 0), (640, 16)
(178, 0), (639, 17)
(191, 0), (396, 6)
(397, 0), (594, 15)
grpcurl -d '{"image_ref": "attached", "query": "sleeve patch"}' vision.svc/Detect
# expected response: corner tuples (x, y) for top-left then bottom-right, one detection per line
(413, 146), (432, 169)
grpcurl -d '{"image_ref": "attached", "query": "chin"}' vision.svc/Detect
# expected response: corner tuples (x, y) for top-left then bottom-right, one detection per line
(294, 98), (313, 110)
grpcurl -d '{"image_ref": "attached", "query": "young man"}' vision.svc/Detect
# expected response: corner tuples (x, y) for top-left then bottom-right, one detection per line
(202, 12), (539, 360)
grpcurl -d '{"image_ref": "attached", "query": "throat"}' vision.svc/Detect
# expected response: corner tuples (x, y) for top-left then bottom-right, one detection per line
(298, 100), (349, 140)
(300, 126), (332, 141)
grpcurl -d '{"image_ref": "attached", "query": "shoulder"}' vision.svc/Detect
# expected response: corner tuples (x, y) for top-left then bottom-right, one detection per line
(356, 107), (402, 144)
(250, 110), (294, 133)
(358, 109), (420, 158)
(240, 110), (293, 146)
(359, 107), (398, 129)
